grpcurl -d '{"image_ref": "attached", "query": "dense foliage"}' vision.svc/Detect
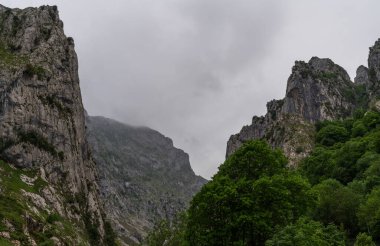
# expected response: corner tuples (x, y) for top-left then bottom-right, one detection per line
(301, 110), (380, 241)
(266, 218), (345, 246)
(147, 110), (380, 245)
(186, 141), (313, 245)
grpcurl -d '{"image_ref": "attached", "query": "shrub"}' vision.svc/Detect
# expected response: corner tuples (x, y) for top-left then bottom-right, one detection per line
(316, 124), (349, 146)
(354, 233), (376, 246)
(266, 218), (345, 246)
(46, 213), (61, 224)
(23, 63), (45, 80)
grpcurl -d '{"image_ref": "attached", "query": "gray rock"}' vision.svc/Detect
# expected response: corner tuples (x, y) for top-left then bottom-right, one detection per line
(354, 65), (369, 86)
(86, 115), (207, 244)
(0, 4), (106, 241)
(369, 39), (380, 83)
(364, 39), (380, 99)
(227, 57), (358, 165)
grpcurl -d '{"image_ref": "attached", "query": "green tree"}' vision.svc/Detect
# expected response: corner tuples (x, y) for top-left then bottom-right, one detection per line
(147, 220), (171, 246)
(363, 158), (380, 191)
(301, 147), (335, 185)
(147, 213), (188, 246)
(316, 125), (349, 147)
(354, 233), (376, 246)
(217, 140), (287, 180)
(358, 187), (380, 239)
(312, 179), (362, 236)
(352, 121), (367, 137)
(185, 140), (314, 246)
(362, 111), (380, 129)
(265, 218), (345, 246)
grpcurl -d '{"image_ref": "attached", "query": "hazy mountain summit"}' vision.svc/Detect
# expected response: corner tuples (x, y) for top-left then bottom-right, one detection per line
(86, 115), (206, 245)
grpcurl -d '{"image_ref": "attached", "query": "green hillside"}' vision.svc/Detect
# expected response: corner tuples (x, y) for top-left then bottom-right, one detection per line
(147, 109), (380, 245)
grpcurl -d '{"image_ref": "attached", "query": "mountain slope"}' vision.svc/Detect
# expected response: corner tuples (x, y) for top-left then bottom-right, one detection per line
(0, 5), (111, 244)
(86, 116), (207, 245)
(227, 39), (380, 165)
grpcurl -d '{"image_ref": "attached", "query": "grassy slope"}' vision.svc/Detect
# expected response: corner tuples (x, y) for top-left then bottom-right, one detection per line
(0, 160), (87, 245)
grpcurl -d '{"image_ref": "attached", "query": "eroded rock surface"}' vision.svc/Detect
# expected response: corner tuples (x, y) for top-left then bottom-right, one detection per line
(0, 4), (107, 244)
(86, 115), (207, 245)
(227, 50), (380, 165)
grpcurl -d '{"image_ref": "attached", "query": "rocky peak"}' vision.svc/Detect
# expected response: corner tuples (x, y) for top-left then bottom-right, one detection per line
(282, 56), (354, 122)
(369, 39), (380, 79)
(309, 57), (351, 81)
(0, 5), (107, 243)
(227, 39), (380, 166)
(368, 39), (380, 94)
(227, 56), (358, 165)
(352, 39), (380, 101)
(355, 65), (369, 86)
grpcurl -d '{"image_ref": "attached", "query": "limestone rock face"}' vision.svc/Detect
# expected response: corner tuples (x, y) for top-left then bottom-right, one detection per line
(228, 39), (380, 165)
(0, 5), (106, 242)
(86, 116), (207, 245)
(227, 57), (360, 165)
(282, 57), (354, 122)
(369, 39), (380, 83)
(354, 65), (369, 86)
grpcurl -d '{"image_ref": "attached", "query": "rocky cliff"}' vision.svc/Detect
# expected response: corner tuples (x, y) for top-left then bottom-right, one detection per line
(86, 115), (207, 245)
(227, 39), (380, 165)
(354, 39), (380, 104)
(0, 5), (109, 245)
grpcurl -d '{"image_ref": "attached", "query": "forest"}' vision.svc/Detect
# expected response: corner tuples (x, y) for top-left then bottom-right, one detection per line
(147, 109), (380, 246)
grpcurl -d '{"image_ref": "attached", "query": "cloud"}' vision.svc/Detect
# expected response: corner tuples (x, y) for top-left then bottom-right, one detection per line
(2, 0), (380, 179)
(67, 0), (287, 178)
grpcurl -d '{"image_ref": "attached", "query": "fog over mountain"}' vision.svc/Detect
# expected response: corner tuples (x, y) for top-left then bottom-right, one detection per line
(3, 0), (380, 178)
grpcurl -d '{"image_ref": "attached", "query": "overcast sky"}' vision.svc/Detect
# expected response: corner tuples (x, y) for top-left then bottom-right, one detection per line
(2, 1), (380, 178)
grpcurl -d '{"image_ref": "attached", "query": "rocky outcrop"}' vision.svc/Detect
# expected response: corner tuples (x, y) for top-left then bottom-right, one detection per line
(86, 115), (207, 245)
(0, 5), (107, 244)
(227, 56), (363, 165)
(354, 39), (380, 99)
(368, 39), (380, 83)
(354, 65), (369, 86)
(228, 39), (380, 164)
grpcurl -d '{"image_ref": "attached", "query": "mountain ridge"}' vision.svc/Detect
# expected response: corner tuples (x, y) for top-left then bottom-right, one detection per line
(86, 115), (206, 245)
(227, 39), (380, 166)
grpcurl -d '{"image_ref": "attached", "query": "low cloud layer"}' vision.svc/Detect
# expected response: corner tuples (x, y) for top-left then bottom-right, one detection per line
(3, 0), (380, 178)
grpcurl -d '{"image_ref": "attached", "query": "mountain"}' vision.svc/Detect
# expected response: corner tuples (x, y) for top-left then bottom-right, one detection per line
(227, 39), (380, 166)
(0, 5), (111, 245)
(86, 116), (207, 245)
(147, 38), (380, 246)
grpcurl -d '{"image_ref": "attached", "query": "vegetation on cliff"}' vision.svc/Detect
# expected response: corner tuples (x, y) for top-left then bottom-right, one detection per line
(0, 160), (89, 245)
(148, 110), (380, 245)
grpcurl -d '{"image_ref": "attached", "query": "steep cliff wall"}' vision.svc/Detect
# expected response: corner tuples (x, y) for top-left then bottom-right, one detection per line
(86, 116), (207, 245)
(354, 39), (380, 103)
(0, 5), (108, 244)
(227, 53), (375, 165)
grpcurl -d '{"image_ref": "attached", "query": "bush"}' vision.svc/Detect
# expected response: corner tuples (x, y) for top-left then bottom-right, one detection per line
(104, 221), (117, 246)
(46, 213), (61, 224)
(266, 218), (345, 246)
(312, 179), (363, 236)
(358, 187), (380, 240)
(354, 233), (376, 246)
(316, 124), (349, 146)
(362, 111), (380, 129)
(23, 63), (46, 80)
(18, 130), (60, 159)
(352, 121), (367, 137)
